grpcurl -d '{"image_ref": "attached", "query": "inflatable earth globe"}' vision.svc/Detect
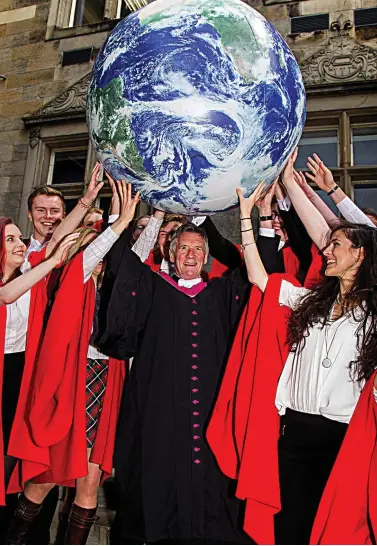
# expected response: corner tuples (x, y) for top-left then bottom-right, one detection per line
(87, 0), (306, 215)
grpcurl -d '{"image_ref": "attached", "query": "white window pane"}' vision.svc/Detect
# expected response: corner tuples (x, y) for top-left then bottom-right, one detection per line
(295, 130), (338, 170)
(352, 127), (377, 166)
(50, 149), (88, 185)
(354, 185), (377, 212)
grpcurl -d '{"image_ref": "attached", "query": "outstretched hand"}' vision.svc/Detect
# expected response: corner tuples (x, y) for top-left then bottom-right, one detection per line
(236, 181), (265, 219)
(256, 178), (278, 212)
(306, 154), (335, 191)
(83, 162), (105, 205)
(293, 170), (313, 198)
(106, 171), (121, 216)
(281, 147), (298, 186)
(118, 181), (140, 227)
(51, 232), (80, 267)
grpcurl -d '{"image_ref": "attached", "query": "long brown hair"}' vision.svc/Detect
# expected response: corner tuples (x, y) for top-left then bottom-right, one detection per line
(287, 222), (377, 382)
(63, 227), (99, 265)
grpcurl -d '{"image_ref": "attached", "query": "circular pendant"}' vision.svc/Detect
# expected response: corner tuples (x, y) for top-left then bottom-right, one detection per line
(322, 357), (332, 368)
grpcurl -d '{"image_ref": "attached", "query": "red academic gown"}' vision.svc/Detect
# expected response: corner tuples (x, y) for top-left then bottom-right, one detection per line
(8, 251), (125, 489)
(0, 250), (49, 498)
(207, 274), (377, 544)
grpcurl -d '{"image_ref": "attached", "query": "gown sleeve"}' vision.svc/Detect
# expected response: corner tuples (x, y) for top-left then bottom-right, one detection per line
(279, 280), (310, 309)
(96, 237), (155, 359)
(202, 217), (242, 270)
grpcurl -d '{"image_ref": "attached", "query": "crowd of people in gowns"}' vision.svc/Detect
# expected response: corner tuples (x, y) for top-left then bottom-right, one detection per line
(0, 148), (376, 545)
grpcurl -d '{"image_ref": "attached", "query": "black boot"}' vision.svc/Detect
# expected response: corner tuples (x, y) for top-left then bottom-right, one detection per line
(5, 493), (42, 545)
(64, 503), (97, 545)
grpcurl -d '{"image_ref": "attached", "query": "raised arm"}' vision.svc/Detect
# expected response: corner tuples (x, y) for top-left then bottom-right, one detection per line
(83, 181), (140, 282)
(294, 170), (339, 228)
(46, 163), (104, 257)
(236, 182), (268, 292)
(200, 216), (242, 270)
(131, 209), (165, 262)
(282, 150), (330, 249)
(306, 154), (375, 228)
(0, 234), (79, 305)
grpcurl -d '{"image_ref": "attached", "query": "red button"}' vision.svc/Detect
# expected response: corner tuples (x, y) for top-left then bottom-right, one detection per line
(194, 459), (201, 464)
(191, 376), (198, 381)
(192, 332), (198, 336)
(193, 435), (200, 440)
(192, 388), (198, 392)
(194, 447), (200, 452)
(192, 365), (198, 370)
(193, 411), (199, 416)
(192, 311), (198, 315)
(193, 424), (200, 428)
(192, 322), (198, 326)
(193, 400), (199, 404)
(192, 343), (198, 348)
(192, 354), (198, 358)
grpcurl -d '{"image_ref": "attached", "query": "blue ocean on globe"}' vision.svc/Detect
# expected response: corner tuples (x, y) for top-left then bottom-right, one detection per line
(87, 0), (306, 214)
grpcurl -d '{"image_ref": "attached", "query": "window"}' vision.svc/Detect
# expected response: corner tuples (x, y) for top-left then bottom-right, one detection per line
(291, 14), (329, 34)
(354, 8), (377, 28)
(295, 129), (338, 170)
(68, 0), (106, 27)
(47, 148), (88, 185)
(351, 126), (377, 167)
(314, 189), (339, 215)
(354, 185), (377, 212)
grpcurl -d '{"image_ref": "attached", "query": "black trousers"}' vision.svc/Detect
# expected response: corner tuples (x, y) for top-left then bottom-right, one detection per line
(275, 409), (348, 545)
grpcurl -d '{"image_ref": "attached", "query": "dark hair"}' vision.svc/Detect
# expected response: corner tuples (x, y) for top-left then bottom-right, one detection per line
(0, 217), (21, 283)
(169, 223), (209, 255)
(28, 186), (66, 213)
(287, 222), (377, 382)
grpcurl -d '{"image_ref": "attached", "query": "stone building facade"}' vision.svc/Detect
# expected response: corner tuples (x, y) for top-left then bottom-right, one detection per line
(0, 0), (377, 238)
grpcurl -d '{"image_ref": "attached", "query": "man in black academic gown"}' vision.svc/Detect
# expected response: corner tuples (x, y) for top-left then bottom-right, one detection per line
(97, 223), (253, 545)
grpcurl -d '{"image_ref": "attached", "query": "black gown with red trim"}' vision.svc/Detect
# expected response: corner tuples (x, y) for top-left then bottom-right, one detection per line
(97, 236), (252, 544)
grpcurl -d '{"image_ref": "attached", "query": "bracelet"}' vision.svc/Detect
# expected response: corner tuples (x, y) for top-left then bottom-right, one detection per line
(241, 228), (253, 233)
(78, 198), (91, 209)
(259, 215), (273, 221)
(240, 217), (251, 221)
(327, 185), (339, 196)
(240, 241), (256, 252)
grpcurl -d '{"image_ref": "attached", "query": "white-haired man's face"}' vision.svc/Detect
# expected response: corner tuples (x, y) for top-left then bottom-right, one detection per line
(170, 232), (208, 280)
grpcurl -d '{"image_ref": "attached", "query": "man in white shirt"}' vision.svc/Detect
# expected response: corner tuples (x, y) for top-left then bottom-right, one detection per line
(25, 186), (66, 258)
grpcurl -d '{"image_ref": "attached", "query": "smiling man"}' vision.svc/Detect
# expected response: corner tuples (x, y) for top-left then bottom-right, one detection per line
(97, 223), (252, 545)
(26, 186), (66, 257)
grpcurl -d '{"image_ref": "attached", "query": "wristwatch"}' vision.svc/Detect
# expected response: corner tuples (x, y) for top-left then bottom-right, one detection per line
(327, 185), (339, 196)
(259, 215), (273, 221)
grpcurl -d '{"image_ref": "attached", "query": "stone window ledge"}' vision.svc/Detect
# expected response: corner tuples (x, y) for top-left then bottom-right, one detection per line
(46, 19), (119, 41)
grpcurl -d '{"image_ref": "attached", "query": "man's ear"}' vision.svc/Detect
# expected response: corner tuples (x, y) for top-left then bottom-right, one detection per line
(27, 211), (33, 223)
(204, 252), (209, 265)
(169, 251), (175, 264)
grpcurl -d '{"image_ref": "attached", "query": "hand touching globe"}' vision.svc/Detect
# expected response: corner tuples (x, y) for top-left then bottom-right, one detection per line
(87, 0), (306, 214)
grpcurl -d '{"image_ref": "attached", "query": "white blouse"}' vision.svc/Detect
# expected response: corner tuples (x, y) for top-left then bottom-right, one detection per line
(275, 280), (364, 424)
(5, 226), (119, 354)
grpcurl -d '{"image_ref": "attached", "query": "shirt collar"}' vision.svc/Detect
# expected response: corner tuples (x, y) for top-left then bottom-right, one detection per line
(177, 277), (202, 289)
(29, 235), (47, 249)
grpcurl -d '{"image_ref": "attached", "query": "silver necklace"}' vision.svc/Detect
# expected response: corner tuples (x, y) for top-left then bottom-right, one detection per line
(322, 309), (347, 368)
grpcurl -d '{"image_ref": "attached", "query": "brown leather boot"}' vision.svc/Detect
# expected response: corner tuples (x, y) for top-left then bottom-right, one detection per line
(5, 493), (42, 545)
(64, 503), (97, 545)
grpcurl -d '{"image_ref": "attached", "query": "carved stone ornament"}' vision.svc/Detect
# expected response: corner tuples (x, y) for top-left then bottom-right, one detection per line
(29, 126), (41, 148)
(24, 73), (91, 126)
(300, 15), (377, 87)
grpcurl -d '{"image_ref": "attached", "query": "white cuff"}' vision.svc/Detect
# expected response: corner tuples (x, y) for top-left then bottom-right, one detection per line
(277, 196), (291, 211)
(108, 214), (119, 224)
(259, 227), (275, 238)
(192, 216), (207, 226)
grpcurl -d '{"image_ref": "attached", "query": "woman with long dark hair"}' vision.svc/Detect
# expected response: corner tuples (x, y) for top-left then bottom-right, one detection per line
(208, 159), (377, 544)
